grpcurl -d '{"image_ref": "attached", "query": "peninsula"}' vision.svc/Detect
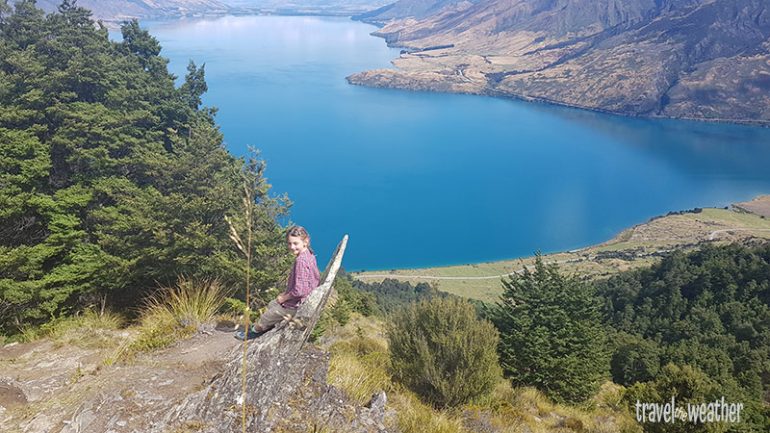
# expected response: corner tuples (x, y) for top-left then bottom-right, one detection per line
(349, 0), (770, 125)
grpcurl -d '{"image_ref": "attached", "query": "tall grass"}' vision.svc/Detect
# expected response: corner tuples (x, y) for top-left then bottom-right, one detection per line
(328, 336), (391, 404)
(140, 277), (231, 329)
(110, 277), (230, 361)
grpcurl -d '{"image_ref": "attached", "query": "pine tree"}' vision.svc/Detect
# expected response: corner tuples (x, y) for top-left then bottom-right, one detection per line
(487, 255), (609, 403)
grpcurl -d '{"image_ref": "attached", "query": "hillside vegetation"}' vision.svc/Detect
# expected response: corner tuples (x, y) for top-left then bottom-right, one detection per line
(0, 1), (289, 336)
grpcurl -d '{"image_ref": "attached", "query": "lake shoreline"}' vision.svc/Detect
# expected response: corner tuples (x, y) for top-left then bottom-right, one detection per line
(351, 195), (770, 301)
(347, 66), (770, 129)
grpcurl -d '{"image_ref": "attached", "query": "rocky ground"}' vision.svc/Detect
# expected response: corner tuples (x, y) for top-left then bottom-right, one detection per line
(0, 328), (237, 433)
(0, 326), (391, 433)
(0, 234), (389, 433)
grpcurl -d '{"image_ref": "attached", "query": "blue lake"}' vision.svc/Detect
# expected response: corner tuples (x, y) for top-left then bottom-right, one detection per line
(119, 15), (770, 271)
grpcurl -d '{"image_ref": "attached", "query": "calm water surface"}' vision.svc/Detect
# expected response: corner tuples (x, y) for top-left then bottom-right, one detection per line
(123, 16), (770, 271)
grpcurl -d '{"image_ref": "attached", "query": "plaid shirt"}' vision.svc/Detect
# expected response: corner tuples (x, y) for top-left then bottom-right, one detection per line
(281, 249), (320, 309)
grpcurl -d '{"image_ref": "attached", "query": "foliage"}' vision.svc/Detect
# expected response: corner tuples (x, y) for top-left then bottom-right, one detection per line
(387, 297), (502, 408)
(310, 270), (379, 340)
(598, 242), (770, 431)
(623, 364), (725, 433)
(486, 254), (610, 404)
(325, 315), (640, 433)
(0, 1), (289, 335)
(610, 332), (662, 387)
(351, 276), (447, 313)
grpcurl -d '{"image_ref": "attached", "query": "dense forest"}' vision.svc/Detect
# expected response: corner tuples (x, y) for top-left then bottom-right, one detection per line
(599, 243), (770, 431)
(474, 243), (770, 431)
(0, 1), (290, 335)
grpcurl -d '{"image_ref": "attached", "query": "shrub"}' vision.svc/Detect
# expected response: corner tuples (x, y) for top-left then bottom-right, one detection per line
(610, 333), (661, 386)
(386, 297), (502, 408)
(623, 364), (723, 433)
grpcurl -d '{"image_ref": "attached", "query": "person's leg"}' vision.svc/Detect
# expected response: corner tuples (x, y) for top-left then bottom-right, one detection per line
(254, 299), (297, 332)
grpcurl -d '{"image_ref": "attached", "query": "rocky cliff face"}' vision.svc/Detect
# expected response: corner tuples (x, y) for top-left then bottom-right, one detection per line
(349, 0), (770, 124)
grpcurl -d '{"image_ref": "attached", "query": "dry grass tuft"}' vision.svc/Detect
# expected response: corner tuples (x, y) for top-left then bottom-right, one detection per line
(109, 277), (230, 362)
(140, 277), (231, 329)
(391, 391), (465, 433)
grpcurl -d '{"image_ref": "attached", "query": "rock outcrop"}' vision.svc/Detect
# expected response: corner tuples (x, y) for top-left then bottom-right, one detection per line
(1, 235), (393, 433)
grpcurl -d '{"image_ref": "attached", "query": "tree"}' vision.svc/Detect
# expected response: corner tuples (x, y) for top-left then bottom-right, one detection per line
(180, 60), (207, 109)
(487, 255), (609, 403)
(387, 297), (502, 408)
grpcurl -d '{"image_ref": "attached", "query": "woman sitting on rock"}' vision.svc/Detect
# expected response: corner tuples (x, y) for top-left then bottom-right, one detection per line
(235, 225), (321, 340)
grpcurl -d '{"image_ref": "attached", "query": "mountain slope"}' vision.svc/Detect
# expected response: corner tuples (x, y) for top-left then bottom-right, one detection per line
(349, 0), (770, 124)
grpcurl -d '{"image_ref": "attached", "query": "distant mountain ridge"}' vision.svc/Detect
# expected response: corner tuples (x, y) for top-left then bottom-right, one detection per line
(349, 0), (770, 124)
(21, 0), (230, 21)
(22, 0), (391, 21)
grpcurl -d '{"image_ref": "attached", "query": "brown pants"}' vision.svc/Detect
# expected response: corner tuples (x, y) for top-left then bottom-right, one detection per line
(256, 299), (298, 330)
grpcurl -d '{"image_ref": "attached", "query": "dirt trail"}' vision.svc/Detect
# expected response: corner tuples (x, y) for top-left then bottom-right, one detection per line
(0, 329), (242, 433)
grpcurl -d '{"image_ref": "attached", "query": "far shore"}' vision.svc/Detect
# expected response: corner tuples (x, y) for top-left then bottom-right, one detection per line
(351, 195), (770, 302)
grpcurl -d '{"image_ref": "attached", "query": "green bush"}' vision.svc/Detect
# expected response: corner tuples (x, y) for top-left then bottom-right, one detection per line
(487, 255), (609, 404)
(610, 332), (662, 386)
(624, 364), (724, 433)
(386, 297), (502, 408)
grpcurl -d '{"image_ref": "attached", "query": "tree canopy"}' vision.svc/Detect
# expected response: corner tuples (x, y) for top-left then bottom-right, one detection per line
(598, 242), (770, 431)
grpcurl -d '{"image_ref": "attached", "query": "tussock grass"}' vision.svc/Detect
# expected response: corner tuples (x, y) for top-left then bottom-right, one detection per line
(328, 341), (391, 404)
(391, 391), (465, 433)
(19, 309), (126, 349)
(141, 277), (231, 329)
(110, 278), (230, 361)
(327, 314), (391, 405)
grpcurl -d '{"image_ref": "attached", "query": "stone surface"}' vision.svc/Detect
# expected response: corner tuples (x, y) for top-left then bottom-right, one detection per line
(152, 235), (391, 432)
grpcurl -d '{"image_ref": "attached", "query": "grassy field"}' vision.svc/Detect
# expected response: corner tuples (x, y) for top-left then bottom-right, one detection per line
(352, 200), (770, 302)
